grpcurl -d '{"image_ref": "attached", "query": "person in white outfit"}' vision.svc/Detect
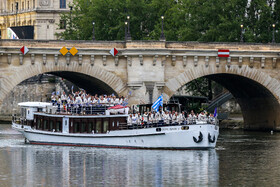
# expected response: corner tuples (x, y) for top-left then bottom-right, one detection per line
(127, 114), (132, 126)
(188, 110), (197, 124)
(198, 112), (206, 121)
(164, 111), (171, 125)
(143, 112), (148, 126)
(131, 113), (138, 126)
(61, 91), (67, 104)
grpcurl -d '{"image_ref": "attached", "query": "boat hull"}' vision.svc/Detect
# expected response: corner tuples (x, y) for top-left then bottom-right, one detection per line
(17, 124), (219, 149)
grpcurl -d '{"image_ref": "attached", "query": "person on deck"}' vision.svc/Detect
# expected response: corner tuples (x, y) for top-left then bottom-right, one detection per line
(127, 114), (132, 126)
(61, 91), (67, 105)
(143, 112), (148, 126)
(198, 111), (206, 121)
(188, 110), (197, 124)
(131, 113), (138, 126)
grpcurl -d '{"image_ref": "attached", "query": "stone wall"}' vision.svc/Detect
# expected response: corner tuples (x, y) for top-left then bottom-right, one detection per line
(220, 99), (242, 114)
(0, 82), (55, 115)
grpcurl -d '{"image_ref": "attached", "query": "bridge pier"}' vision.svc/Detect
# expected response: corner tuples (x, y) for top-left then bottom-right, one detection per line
(239, 98), (280, 131)
(127, 82), (164, 105)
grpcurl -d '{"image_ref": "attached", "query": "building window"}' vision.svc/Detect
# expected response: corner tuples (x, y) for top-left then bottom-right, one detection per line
(28, 1), (29, 9)
(59, 20), (66, 29)
(12, 3), (13, 12)
(60, 0), (66, 9)
(22, 2), (24, 10)
(33, 0), (35, 9)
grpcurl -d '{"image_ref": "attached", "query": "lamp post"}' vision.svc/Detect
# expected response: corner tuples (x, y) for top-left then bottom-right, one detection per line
(160, 15), (166, 41)
(240, 24), (244, 42)
(127, 15), (131, 41)
(125, 21), (128, 40)
(15, 2), (18, 26)
(69, 6), (73, 36)
(92, 22), (95, 40)
(272, 23), (275, 43)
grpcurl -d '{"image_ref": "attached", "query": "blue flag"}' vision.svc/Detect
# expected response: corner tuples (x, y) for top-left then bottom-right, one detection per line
(152, 95), (163, 112)
(214, 107), (218, 117)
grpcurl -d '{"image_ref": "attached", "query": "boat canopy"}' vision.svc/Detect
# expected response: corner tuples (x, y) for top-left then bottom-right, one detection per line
(18, 102), (52, 108)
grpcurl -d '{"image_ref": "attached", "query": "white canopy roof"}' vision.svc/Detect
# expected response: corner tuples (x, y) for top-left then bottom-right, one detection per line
(18, 102), (52, 108)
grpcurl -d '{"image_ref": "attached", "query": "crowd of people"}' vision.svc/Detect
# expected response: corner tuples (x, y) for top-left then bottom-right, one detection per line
(127, 110), (216, 126)
(51, 90), (128, 106)
(50, 90), (217, 125)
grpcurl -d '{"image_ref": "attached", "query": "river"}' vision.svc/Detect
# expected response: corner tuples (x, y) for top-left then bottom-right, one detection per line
(0, 124), (280, 187)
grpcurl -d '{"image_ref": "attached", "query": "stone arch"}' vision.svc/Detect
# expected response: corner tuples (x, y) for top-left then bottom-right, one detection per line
(0, 63), (128, 104)
(163, 65), (280, 131)
(164, 65), (280, 100)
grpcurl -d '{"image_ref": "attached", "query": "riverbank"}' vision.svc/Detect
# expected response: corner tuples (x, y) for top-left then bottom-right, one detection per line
(219, 114), (244, 129)
(0, 115), (12, 124)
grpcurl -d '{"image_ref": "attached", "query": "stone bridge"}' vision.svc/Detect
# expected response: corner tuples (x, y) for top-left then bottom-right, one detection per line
(1, 40), (280, 131)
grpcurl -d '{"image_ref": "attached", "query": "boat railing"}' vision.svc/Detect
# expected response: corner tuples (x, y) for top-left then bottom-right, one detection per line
(12, 114), (27, 125)
(118, 119), (218, 130)
(47, 104), (119, 115)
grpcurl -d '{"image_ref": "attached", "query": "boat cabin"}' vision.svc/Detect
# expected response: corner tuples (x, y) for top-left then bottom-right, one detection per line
(32, 114), (127, 134)
(13, 102), (128, 134)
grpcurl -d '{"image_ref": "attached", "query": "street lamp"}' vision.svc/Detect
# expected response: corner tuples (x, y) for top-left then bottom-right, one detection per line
(160, 16), (166, 41)
(126, 15), (131, 41)
(69, 6), (73, 36)
(15, 2), (18, 26)
(240, 24), (244, 42)
(125, 21), (128, 40)
(272, 23), (275, 43)
(92, 21), (95, 41)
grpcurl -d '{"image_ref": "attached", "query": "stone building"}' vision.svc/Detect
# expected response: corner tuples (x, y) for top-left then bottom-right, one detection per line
(0, 0), (73, 40)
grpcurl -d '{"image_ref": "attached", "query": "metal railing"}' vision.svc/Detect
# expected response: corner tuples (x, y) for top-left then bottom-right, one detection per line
(119, 119), (218, 130)
(50, 104), (119, 115)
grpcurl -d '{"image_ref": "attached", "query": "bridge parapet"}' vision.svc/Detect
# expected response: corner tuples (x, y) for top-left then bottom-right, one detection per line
(1, 40), (280, 68)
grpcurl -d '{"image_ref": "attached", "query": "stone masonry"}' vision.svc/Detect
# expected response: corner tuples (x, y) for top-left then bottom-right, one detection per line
(1, 40), (280, 130)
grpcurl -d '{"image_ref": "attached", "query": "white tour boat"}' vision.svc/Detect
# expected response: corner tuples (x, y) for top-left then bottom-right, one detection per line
(12, 102), (219, 149)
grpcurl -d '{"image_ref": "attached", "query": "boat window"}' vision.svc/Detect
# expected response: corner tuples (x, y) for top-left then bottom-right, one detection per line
(43, 120), (47, 130)
(103, 120), (109, 133)
(74, 122), (79, 133)
(56, 121), (61, 132)
(49, 120), (53, 131)
(96, 121), (101, 133)
(112, 121), (115, 127)
(38, 119), (42, 129)
(88, 122), (93, 133)
(81, 122), (86, 133)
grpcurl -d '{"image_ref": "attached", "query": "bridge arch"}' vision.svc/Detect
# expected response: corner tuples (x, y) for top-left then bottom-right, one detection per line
(164, 65), (280, 130)
(0, 63), (128, 104)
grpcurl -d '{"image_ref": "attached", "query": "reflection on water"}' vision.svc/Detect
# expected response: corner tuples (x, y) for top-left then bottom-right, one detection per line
(0, 124), (219, 187)
(2, 125), (280, 186)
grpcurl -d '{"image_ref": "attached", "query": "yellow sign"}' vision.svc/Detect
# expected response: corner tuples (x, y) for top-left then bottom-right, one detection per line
(60, 47), (68, 56)
(69, 47), (78, 56)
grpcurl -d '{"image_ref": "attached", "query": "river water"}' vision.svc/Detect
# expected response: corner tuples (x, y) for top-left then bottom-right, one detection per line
(0, 124), (280, 187)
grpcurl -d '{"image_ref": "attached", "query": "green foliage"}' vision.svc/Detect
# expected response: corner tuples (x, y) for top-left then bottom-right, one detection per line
(57, 0), (280, 43)
(185, 78), (210, 98)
